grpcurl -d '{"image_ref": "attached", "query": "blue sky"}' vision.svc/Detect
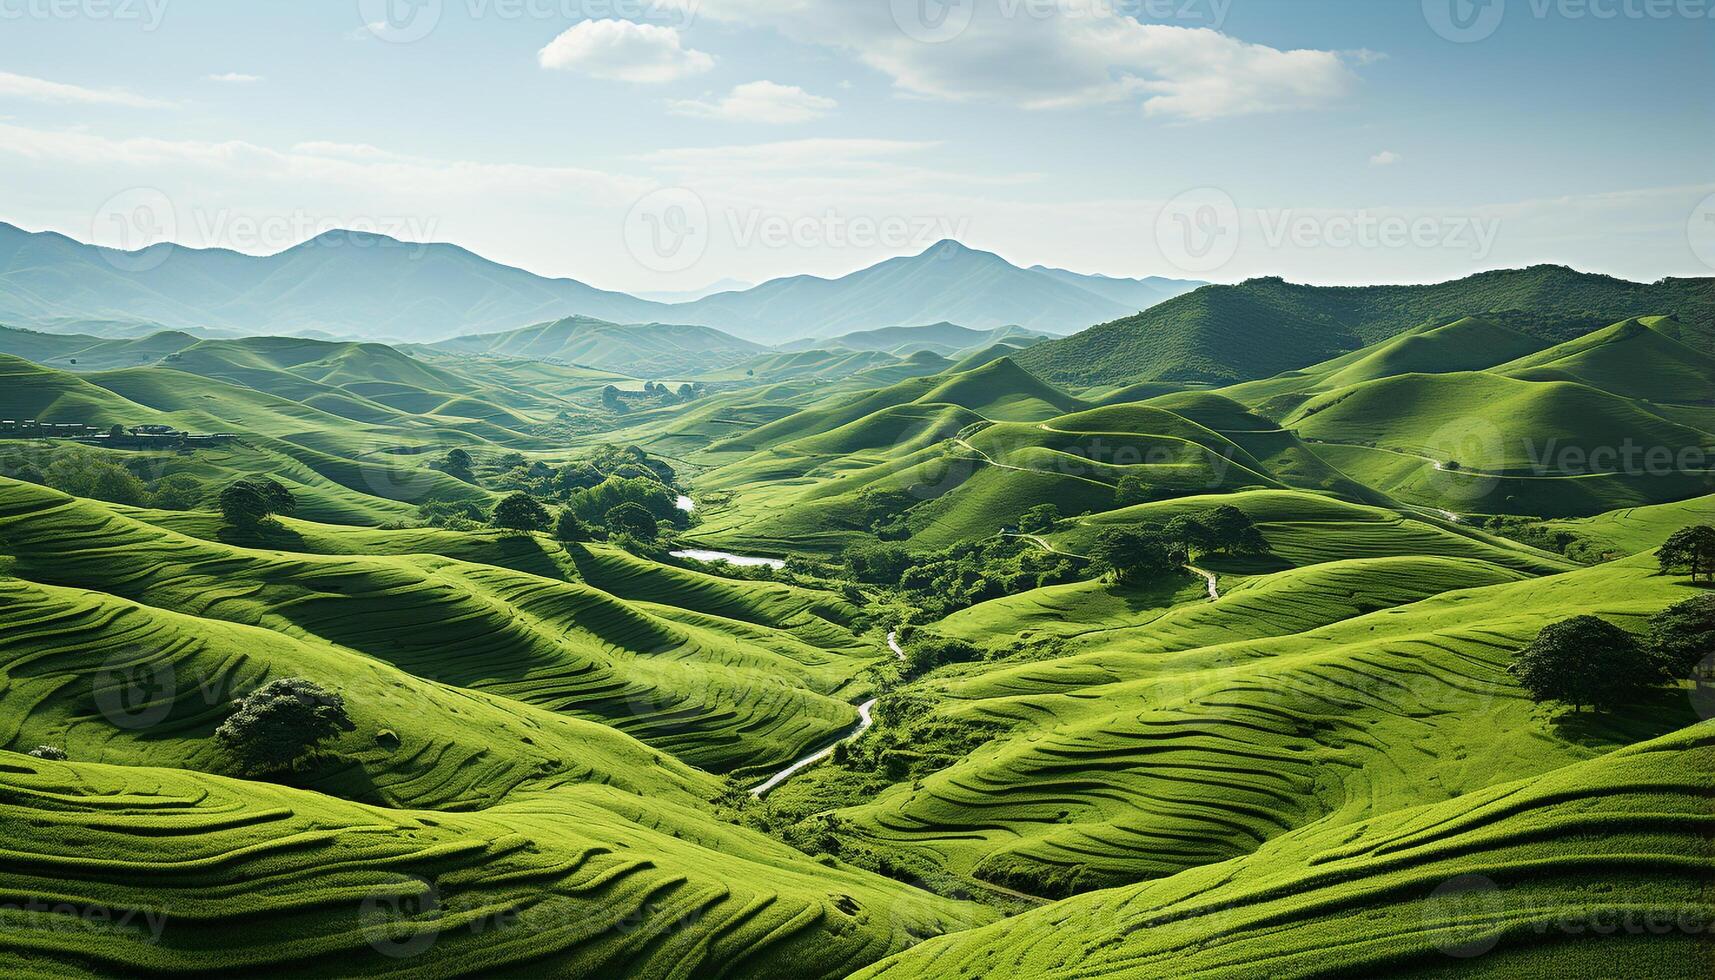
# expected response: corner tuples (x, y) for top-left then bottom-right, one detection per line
(1, 0), (1710, 292)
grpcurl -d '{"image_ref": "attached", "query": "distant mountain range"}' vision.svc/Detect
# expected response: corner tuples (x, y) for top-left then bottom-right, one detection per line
(666, 241), (1202, 340)
(0, 223), (1201, 346)
(780, 322), (1049, 357)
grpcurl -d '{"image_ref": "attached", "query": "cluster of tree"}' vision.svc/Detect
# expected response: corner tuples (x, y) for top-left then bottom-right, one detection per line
(214, 678), (355, 774)
(895, 631), (985, 678)
(436, 444), (679, 502)
(486, 491), (662, 546)
(1, 450), (207, 511)
(843, 538), (1083, 618)
(1510, 595), (1715, 713)
(218, 478), (296, 528)
(601, 382), (706, 414)
(856, 487), (920, 541)
(1089, 505), (1267, 585)
(1660, 525), (1715, 583)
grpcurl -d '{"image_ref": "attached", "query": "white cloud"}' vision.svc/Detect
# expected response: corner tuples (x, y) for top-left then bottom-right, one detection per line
(1371, 150), (1402, 166)
(700, 3), (1360, 121)
(538, 20), (714, 83)
(669, 81), (836, 123)
(207, 73), (264, 84)
(0, 71), (172, 109)
(0, 123), (649, 203)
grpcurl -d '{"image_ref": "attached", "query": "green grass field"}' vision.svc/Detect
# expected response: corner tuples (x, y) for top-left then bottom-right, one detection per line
(2, 308), (1711, 977)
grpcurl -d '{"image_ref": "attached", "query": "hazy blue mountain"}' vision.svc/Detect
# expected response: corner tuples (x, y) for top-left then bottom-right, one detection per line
(0, 223), (1204, 346)
(0, 223), (677, 342)
(670, 240), (1187, 340)
(630, 278), (756, 303)
(780, 322), (1050, 357)
(1027, 265), (1203, 311)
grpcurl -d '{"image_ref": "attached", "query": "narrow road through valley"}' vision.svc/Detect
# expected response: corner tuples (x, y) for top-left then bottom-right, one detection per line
(750, 631), (904, 797)
(750, 699), (875, 798)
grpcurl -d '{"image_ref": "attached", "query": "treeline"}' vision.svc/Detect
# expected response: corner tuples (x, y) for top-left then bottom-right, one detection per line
(841, 503), (1269, 619)
(0, 447), (206, 510)
(410, 443), (688, 545)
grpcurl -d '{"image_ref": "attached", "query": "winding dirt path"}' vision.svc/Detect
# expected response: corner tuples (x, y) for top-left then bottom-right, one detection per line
(750, 632), (903, 797)
(1186, 564), (1220, 601)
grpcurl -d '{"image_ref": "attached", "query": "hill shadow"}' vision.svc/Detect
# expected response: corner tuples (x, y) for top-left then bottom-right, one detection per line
(215, 521), (308, 552)
(1545, 685), (1703, 749)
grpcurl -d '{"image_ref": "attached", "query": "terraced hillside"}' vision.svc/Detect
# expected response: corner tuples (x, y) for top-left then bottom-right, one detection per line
(827, 553), (1702, 896)
(2, 302), (1713, 978)
(0, 480), (872, 775)
(859, 722), (1715, 978)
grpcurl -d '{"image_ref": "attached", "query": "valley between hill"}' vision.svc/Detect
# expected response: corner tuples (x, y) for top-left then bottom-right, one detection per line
(1, 283), (1712, 978)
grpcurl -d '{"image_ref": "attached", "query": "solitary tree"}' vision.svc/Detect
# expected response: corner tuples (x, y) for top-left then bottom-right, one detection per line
(441, 448), (475, 481)
(215, 678), (355, 774)
(1018, 504), (1061, 535)
(553, 507), (589, 543)
(491, 492), (551, 533)
(1115, 475), (1156, 508)
(1509, 616), (1656, 712)
(1089, 526), (1179, 586)
(1163, 515), (1214, 556)
(219, 478), (293, 528)
(605, 501), (660, 542)
(1649, 594), (1715, 680)
(1204, 505), (1269, 556)
(1659, 525), (1715, 583)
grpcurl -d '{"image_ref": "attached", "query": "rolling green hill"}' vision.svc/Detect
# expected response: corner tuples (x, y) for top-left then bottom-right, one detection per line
(430, 315), (766, 378)
(3, 285), (1713, 980)
(858, 721), (1715, 979)
(1015, 266), (1715, 388)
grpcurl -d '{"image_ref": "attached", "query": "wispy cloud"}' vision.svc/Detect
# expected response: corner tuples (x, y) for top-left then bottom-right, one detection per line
(0, 71), (172, 109)
(701, 3), (1363, 121)
(669, 81), (837, 124)
(206, 73), (264, 84)
(1370, 150), (1402, 166)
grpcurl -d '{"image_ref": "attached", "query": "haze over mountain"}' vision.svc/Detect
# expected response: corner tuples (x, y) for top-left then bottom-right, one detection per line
(779, 322), (1049, 357)
(428, 315), (767, 377)
(0, 223), (1201, 347)
(668, 241), (1204, 340)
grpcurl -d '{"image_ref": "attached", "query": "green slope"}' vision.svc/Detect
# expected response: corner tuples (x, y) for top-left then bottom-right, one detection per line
(0, 752), (989, 978)
(0, 480), (871, 775)
(1015, 266), (1715, 388)
(857, 722), (1715, 979)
